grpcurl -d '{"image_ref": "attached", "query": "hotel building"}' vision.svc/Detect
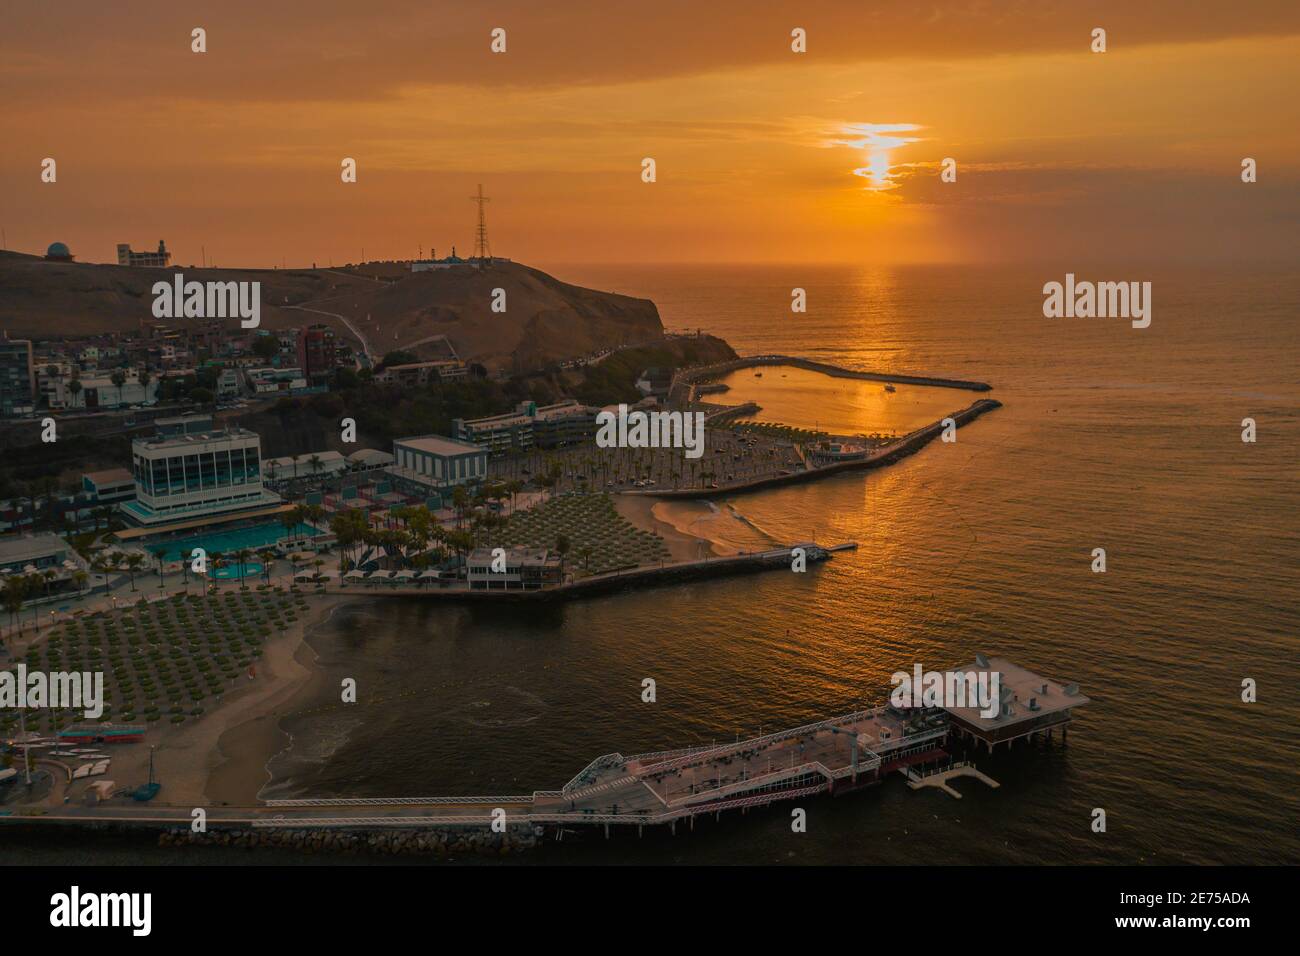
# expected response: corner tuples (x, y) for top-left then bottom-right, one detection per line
(121, 425), (281, 528)
(387, 434), (488, 498)
(453, 399), (597, 456)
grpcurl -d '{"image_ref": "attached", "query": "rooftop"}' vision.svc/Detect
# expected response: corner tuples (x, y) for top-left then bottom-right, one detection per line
(83, 467), (133, 485)
(941, 656), (1089, 729)
(395, 434), (483, 457)
(468, 547), (559, 567)
(0, 533), (70, 565)
(462, 399), (593, 429)
(133, 427), (259, 450)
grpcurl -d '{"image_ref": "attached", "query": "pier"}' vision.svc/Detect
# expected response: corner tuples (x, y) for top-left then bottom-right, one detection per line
(627, 398), (1002, 499)
(672, 355), (994, 406)
(314, 542), (851, 602)
(3, 657), (1087, 842)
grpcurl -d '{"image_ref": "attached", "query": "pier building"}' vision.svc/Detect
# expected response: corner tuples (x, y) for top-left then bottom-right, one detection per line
(939, 655), (1090, 750)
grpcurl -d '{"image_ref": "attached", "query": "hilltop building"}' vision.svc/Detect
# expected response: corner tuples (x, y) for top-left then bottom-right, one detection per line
(44, 241), (74, 262)
(409, 246), (468, 272)
(117, 240), (171, 268)
(296, 324), (342, 384)
(374, 360), (467, 387)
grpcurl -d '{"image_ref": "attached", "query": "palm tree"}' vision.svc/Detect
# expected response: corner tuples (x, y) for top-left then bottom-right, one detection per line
(2, 576), (28, 641)
(110, 369), (128, 407)
(68, 376), (83, 408)
(234, 548), (252, 589)
(72, 569), (89, 598)
(125, 552), (145, 592)
(554, 533), (571, 581)
(281, 503), (304, 543)
(208, 551), (225, 595)
(259, 549), (276, 584)
(149, 545), (169, 588)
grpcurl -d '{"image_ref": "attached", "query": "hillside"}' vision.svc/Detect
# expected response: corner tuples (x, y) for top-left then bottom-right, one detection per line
(0, 251), (663, 372)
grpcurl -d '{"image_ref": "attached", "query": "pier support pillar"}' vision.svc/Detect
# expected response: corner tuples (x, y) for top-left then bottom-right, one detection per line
(1062, 727), (1068, 747)
(638, 825), (643, 838)
(691, 816), (695, 831)
(604, 824), (610, 839)
(671, 821), (676, 836)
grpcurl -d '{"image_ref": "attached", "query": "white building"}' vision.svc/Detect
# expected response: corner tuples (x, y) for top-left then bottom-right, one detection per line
(388, 434), (488, 497)
(263, 450), (348, 483)
(122, 425), (280, 528)
(466, 547), (563, 590)
(45, 369), (158, 410)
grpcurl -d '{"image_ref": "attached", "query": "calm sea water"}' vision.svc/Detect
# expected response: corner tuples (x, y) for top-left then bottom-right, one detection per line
(12, 264), (1299, 865)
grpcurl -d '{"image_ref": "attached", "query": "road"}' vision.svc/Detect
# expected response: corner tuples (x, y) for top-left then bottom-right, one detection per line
(282, 304), (374, 367)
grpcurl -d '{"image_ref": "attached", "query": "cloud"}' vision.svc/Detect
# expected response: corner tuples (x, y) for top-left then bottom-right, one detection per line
(4, 1), (1299, 105)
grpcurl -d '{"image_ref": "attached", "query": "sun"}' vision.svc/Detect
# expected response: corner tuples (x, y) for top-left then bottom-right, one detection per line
(834, 123), (923, 191)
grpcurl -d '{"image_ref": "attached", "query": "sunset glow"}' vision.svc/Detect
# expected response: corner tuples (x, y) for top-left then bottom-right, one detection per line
(2, 2), (1298, 268)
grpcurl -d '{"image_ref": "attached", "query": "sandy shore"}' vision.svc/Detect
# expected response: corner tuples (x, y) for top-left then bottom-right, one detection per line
(93, 594), (348, 809)
(613, 494), (724, 562)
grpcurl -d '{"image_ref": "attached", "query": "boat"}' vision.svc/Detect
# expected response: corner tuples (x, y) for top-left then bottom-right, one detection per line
(130, 747), (160, 802)
(59, 723), (146, 745)
(884, 384), (896, 393)
(754, 372), (763, 377)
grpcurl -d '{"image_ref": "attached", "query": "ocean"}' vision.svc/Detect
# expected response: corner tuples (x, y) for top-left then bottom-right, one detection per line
(11, 264), (1300, 865)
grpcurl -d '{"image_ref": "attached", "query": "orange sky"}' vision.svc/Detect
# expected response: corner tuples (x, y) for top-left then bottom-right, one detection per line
(3, 1), (1298, 269)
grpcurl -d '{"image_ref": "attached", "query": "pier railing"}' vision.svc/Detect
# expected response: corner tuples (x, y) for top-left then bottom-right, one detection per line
(265, 795), (534, 808)
(634, 706), (890, 776)
(664, 762), (833, 809)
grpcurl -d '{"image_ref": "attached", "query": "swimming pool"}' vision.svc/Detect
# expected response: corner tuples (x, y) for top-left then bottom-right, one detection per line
(150, 522), (321, 562)
(210, 562), (265, 580)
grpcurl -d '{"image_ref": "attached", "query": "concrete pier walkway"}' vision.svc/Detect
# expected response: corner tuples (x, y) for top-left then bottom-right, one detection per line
(904, 761), (1000, 799)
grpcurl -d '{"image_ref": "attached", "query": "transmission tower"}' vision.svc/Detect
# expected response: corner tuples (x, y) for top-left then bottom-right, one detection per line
(470, 184), (491, 262)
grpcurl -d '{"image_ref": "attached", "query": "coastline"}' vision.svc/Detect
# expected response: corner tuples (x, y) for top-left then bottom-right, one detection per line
(203, 595), (347, 805)
(612, 494), (725, 561)
(98, 594), (348, 808)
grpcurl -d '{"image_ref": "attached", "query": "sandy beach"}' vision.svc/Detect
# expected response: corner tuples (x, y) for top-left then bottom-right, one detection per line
(91, 594), (349, 808)
(612, 494), (722, 561)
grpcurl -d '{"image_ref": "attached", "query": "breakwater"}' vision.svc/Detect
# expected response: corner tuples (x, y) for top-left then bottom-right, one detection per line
(158, 824), (540, 857)
(323, 542), (843, 603)
(673, 355), (993, 404)
(630, 398), (1002, 500)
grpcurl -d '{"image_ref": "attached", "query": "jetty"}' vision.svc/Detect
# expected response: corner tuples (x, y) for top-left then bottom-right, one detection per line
(3, 657), (1087, 842)
(672, 355), (994, 406)
(626, 399), (1002, 500)
(312, 542), (852, 602)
